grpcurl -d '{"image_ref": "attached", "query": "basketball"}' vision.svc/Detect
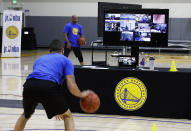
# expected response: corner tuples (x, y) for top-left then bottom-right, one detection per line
(80, 92), (100, 113)
(78, 36), (86, 45)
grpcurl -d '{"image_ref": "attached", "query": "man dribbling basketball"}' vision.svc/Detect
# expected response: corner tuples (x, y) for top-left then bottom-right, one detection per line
(14, 39), (89, 131)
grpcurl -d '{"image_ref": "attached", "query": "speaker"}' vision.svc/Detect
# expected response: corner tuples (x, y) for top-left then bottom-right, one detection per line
(131, 46), (139, 67)
(0, 26), (2, 52)
(21, 27), (36, 50)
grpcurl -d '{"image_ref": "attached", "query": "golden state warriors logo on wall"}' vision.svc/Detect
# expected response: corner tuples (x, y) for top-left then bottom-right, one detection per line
(6, 26), (19, 39)
(115, 77), (147, 111)
(72, 28), (78, 35)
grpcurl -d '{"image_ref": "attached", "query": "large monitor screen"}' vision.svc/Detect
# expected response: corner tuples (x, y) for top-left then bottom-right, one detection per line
(103, 9), (169, 47)
(98, 2), (142, 37)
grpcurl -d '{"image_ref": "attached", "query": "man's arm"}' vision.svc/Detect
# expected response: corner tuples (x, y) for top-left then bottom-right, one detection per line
(63, 33), (71, 48)
(66, 75), (87, 98)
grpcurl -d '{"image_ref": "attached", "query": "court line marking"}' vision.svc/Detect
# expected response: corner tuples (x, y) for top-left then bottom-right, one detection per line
(0, 74), (27, 77)
(6, 129), (95, 131)
(0, 112), (191, 125)
(6, 129), (96, 131)
(0, 51), (48, 59)
(2, 101), (190, 126)
(0, 94), (22, 97)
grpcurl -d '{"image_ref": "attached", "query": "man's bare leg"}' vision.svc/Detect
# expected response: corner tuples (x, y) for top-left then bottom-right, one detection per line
(80, 62), (84, 66)
(14, 112), (30, 131)
(63, 109), (75, 131)
(55, 109), (74, 131)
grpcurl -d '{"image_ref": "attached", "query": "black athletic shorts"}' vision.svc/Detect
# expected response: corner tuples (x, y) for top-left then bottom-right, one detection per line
(23, 78), (69, 119)
(64, 43), (83, 62)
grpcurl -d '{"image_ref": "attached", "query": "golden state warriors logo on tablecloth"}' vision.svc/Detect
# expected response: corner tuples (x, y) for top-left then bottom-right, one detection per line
(72, 28), (78, 35)
(6, 26), (19, 39)
(115, 77), (147, 111)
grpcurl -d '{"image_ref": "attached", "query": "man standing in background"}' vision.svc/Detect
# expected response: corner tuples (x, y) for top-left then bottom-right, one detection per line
(63, 15), (85, 65)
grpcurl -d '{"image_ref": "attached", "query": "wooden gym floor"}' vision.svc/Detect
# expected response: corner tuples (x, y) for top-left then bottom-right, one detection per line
(0, 49), (191, 131)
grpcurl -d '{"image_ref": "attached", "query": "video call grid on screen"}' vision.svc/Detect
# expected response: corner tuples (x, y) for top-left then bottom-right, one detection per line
(103, 8), (169, 46)
(105, 13), (167, 42)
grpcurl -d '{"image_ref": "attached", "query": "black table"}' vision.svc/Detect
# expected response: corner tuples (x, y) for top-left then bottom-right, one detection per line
(67, 66), (191, 119)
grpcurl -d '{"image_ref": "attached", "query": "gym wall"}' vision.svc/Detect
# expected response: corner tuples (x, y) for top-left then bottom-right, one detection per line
(2, 1), (191, 47)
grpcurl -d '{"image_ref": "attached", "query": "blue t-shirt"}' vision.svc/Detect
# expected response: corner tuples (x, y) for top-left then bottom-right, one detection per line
(27, 53), (74, 86)
(63, 22), (83, 47)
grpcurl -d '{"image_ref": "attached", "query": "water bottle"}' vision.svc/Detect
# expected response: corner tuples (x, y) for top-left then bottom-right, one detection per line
(149, 57), (155, 70)
(139, 52), (145, 67)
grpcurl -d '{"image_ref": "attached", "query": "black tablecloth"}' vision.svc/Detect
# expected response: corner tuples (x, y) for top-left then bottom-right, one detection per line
(66, 66), (191, 119)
